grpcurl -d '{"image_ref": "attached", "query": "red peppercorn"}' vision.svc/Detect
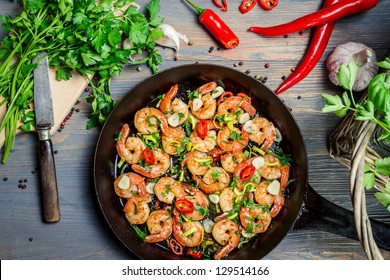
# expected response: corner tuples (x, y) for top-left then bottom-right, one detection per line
(61, 122), (66, 127)
(66, 115), (71, 120)
(85, 87), (90, 92)
(264, 63), (270, 68)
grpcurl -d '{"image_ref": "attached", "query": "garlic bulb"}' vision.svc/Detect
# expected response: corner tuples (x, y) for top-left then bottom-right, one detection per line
(326, 42), (379, 92)
(155, 23), (189, 58)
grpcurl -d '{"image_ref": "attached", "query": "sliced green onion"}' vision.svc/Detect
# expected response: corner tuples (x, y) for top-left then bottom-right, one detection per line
(182, 226), (197, 237)
(179, 169), (185, 182)
(234, 187), (245, 197)
(244, 182), (256, 192)
(117, 157), (125, 168)
(227, 212), (238, 220)
(166, 139), (180, 147)
(143, 134), (158, 144)
(252, 146), (265, 155)
(223, 113), (236, 122)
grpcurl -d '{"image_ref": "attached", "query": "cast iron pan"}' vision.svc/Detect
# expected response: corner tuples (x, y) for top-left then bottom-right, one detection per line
(94, 64), (390, 259)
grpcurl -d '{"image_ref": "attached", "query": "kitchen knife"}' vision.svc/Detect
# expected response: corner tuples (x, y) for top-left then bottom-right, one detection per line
(33, 52), (60, 223)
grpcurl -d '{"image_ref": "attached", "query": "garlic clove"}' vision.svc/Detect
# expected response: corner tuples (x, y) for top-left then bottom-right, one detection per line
(192, 98), (203, 112)
(168, 113), (180, 127)
(155, 23), (189, 58)
(267, 180), (280, 195)
(239, 112), (250, 124)
(118, 175), (130, 190)
(252, 156), (265, 169)
(243, 120), (256, 133)
(211, 86), (225, 98)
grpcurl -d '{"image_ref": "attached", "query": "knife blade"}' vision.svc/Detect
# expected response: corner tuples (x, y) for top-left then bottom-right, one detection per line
(33, 52), (60, 223)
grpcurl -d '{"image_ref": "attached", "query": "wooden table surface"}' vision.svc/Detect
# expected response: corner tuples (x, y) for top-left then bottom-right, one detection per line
(1, 0), (389, 260)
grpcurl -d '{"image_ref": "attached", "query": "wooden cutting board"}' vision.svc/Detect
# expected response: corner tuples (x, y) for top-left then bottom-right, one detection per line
(0, 70), (88, 148)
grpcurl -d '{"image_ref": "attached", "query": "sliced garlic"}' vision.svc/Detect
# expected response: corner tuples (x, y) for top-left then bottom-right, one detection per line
(208, 194), (220, 204)
(192, 98), (203, 112)
(202, 218), (215, 234)
(168, 113), (180, 127)
(146, 182), (156, 194)
(239, 112), (250, 124)
(252, 156), (265, 169)
(117, 175), (130, 190)
(211, 86), (225, 99)
(243, 120), (256, 133)
(267, 180), (280, 195)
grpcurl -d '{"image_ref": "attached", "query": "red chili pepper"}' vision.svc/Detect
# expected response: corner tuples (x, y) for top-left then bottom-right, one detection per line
(239, 0), (257, 14)
(213, 0), (228, 12)
(258, 0), (278, 10)
(184, 0), (239, 49)
(240, 165), (256, 181)
(248, 0), (378, 36)
(186, 248), (202, 259)
(275, 0), (339, 94)
(196, 119), (209, 139)
(217, 91), (233, 106)
(169, 238), (183, 255)
(175, 199), (195, 214)
(142, 148), (156, 164)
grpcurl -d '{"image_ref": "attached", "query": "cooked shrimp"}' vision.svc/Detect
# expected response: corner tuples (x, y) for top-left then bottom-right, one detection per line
(197, 82), (218, 95)
(181, 151), (210, 176)
(246, 117), (276, 151)
(160, 84), (189, 125)
(254, 181), (274, 207)
(190, 129), (217, 153)
(280, 164), (290, 191)
(219, 188), (237, 213)
(239, 206), (272, 234)
(260, 153), (281, 180)
(172, 212), (204, 247)
(192, 167), (230, 194)
(217, 126), (249, 153)
(144, 210), (173, 243)
(134, 107), (169, 134)
(116, 123), (146, 164)
(182, 184), (209, 220)
(269, 192), (285, 218)
(212, 219), (240, 260)
(220, 151), (245, 173)
(124, 197), (150, 225)
(162, 126), (186, 155)
(114, 172), (150, 200)
(189, 93), (216, 120)
(217, 95), (256, 120)
(154, 177), (185, 204)
(132, 148), (170, 178)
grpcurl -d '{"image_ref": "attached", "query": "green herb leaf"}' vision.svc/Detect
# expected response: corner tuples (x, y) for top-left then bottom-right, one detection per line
(375, 157), (390, 176)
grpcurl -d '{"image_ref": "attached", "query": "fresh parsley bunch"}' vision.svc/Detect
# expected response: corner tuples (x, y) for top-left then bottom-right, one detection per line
(321, 56), (390, 212)
(0, 0), (164, 162)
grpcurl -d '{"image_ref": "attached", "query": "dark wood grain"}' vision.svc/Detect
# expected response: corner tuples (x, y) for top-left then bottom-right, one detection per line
(0, 0), (389, 260)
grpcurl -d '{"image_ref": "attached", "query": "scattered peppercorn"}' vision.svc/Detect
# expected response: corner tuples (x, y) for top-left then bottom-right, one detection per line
(71, 107), (75, 112)
(29, 237), (33, 242)
(290, 67), (296, 72)
(57, 128), (62, 132)
(84, 87), (90, 92)
(54, 150), (58, 154)
(3, 177), (7, 181)
(188, 40), (193, 46)
(299, 31), (304, 36)
(281, 75), (286, 80)
(264, 63), (270, 68)
(233, 63), (238, 67)
(19, 179), (23, 183)
(75, 108), (80, 113)
(66, 115), (71, 120)
(31, 170), (35, 174)
(137, 66), (142, 72)
(24, 179), (28, 183)
(173, 56), (178, 61)
(61, 122), (66, 127)
(284, 34), (288, 38)
(217, 46), (221, 51)
(245, 69), (251, 74)
(298, 95), (302, 99)
(238, 61), (243, 66)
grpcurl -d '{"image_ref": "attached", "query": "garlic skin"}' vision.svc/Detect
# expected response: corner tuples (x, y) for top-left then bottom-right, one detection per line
(155, 23), (189, 58)
(326, 42), (379, 92)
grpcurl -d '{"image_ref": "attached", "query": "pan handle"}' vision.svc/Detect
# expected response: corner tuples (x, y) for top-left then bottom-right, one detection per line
(293, 184), (390, 251)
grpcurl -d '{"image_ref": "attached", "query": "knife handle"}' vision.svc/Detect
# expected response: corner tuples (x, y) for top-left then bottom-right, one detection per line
(37, 134), (60, 223)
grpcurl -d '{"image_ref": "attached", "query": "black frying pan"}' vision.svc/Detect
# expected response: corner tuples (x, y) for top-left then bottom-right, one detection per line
(93, 64), (390, 259)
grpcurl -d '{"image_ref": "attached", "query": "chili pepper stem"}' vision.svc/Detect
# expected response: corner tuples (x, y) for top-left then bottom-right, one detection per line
(184, 0), (204, 14)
